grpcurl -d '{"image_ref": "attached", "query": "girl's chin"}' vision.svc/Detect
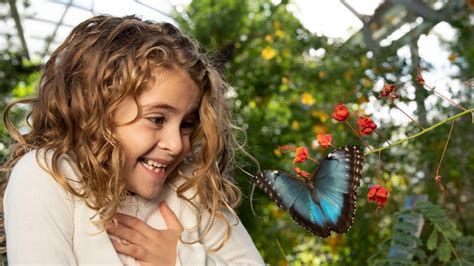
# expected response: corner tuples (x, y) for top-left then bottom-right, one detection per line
(127, 187), (164, 200)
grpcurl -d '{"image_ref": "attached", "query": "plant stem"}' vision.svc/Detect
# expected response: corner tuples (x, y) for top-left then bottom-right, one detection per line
(375, 129), (392, 145)
(424, 84), (467, 111)
(392, 103), (425, 130)
(435, 223), (461, 265)
(345, 120), (373, 151)
(435, 120), (455, 177)
(365, 108), (474, 156)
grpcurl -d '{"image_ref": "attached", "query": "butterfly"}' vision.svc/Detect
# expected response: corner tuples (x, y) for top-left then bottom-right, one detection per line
(254, 145), (364, 237)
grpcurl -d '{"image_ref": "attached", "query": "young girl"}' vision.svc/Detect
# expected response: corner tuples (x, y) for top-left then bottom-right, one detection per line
(1, 15), (264, 265)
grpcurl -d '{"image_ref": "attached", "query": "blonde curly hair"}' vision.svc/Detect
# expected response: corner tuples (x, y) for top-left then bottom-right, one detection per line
(1, 15), (243, 251)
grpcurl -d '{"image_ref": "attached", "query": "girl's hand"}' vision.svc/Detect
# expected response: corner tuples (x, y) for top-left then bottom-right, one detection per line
(106, 202), (183, 266)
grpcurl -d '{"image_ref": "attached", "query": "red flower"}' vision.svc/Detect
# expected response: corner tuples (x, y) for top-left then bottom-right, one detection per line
(367, 185), (389, 208)
(293, 146), (309, 164)
(357, 116), (377, 135)
(294, 167), (311, 178)
(380, 84), (397, 97)
(316, 134), (332, 148)
(332, 104), (350, 122)
(416, 66), (425, 85)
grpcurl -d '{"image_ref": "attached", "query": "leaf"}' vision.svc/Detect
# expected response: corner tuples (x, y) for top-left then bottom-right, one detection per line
(437, 240), (452, 263)
(427, 230), (438, 251)
(414, 249), (427, 262)
(416, 201), (462, 240)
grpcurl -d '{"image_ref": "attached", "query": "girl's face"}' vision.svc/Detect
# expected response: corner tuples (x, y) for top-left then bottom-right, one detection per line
(112, 66), (200, 200)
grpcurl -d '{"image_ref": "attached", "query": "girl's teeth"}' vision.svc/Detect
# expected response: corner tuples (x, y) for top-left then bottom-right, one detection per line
(142, 158), (167, 170)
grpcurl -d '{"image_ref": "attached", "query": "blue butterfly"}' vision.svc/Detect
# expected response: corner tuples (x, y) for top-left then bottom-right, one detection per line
(254, 145), (364, 237)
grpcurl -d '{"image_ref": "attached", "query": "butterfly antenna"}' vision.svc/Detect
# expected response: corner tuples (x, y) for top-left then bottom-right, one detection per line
(250, 183), (262, 219)
(237, 166), (262, 219)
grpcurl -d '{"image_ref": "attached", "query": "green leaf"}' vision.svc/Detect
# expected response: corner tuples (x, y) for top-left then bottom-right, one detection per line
(427, 230), (438, 251)
(437, 240), (452, 263)
(414, 249), (427, 262)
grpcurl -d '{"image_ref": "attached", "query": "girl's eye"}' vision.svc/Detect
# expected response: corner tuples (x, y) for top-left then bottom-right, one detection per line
(147, 116), (164, 125)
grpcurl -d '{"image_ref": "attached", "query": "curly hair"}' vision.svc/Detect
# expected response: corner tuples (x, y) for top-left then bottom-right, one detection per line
(1, 15), (243, 251)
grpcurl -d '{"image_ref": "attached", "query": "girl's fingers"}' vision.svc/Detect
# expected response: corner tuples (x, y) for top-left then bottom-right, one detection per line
(111, 238), (146, 261)
(160, 202), (183, 232)
(114, 213), (152, 234)
(106, 222), (146, 245)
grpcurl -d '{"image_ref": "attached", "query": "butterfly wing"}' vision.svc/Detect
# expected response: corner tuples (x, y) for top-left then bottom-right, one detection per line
(254, 145), (364, 237)
(311, 145), (363, 234)
(254, 170), (332, 237)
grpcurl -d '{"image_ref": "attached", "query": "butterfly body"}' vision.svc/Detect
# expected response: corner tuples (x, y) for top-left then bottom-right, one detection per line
(254, 145), (364, 237)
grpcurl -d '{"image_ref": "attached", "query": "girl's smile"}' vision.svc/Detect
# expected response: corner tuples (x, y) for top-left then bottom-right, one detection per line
(139, 157), (172, 181)
(112, 66), (200, 200)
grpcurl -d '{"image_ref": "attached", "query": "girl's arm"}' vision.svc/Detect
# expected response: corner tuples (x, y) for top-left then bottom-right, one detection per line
(108, 201), (264, 265)
(3, 151), (77, 265)
(177, 208), (264, 266)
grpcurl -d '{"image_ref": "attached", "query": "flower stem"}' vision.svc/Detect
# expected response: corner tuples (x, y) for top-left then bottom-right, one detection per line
(434, 120), (455, 192)
(365, 108), (474, 156)
(375, 130), (392, 146)
(424, 84), (467, 111)
(376, 151), (382, 185)
(345, 120), (373, 151)
(392, 103), (425, 130)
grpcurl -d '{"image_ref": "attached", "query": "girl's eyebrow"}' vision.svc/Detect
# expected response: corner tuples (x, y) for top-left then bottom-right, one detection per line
(142, 103), (176, 111)
(142, 103), (199, 115)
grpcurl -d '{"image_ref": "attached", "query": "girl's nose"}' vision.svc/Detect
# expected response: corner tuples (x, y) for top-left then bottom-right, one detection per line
(157, 124), (183, 157)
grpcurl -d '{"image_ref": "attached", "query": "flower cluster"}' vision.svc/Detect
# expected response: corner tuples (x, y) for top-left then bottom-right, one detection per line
(358, 116), (377, 135)
(316, 134), (332, 148)
(332, 104), (350, 121)
(293, 147), (309, 164)
(367, 185), (389, 208)
(380, 84), (399, 100)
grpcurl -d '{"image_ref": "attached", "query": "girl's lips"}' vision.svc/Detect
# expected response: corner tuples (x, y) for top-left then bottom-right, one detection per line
(140, 160), (167, 181)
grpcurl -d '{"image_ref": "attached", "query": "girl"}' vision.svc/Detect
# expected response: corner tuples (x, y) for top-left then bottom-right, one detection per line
(1, 15), (264, 265)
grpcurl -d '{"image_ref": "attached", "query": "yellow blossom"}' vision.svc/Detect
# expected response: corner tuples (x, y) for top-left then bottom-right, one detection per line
(362, 78), (373, 88)
(291, 120), (300, 130)
(311, 111), (329, 122)
(301, 92), (315, 105)
(448, 53), (458, 62)
(281, 76), (289, 84)
(357, 96), (369, 104)
(273, 20), (281, 30)
(318, 71), (327, 79)
(344, 69), (354, 81)
(261, 46), (277, 60)
(264, 34), (273, 42)
(275, 29), (284, 38)
(312, 124), (326, 135)
(273, 148), (282, 157)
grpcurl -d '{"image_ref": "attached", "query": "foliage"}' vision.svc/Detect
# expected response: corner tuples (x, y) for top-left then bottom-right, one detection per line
(368, 201), (474, 265)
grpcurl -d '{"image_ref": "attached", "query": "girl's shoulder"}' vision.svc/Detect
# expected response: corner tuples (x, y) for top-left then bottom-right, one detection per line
(8, 149), (82, 187)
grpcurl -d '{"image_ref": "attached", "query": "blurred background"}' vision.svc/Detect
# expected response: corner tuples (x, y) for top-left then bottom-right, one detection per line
(1, 0), (473, 265)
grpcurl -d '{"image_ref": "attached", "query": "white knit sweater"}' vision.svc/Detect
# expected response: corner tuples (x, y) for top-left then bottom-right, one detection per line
(4, 150), (264, 265)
